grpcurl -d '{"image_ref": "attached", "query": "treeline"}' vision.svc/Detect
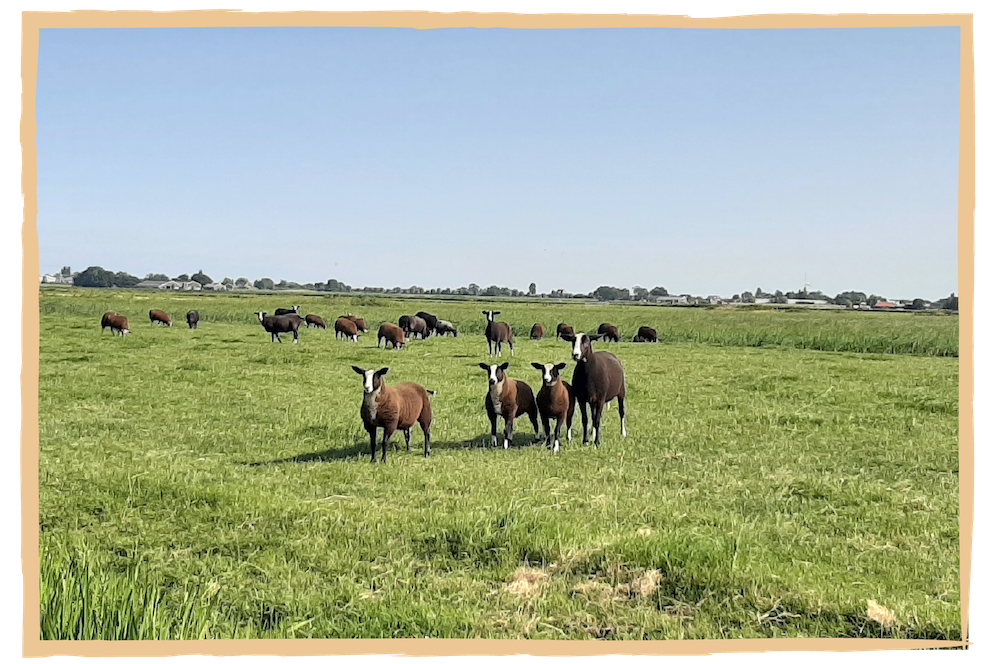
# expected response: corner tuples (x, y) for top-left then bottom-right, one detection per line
(59, 266), (957, 311)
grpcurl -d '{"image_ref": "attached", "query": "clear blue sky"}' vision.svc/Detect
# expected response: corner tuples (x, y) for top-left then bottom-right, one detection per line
(36, 26), (960, 299)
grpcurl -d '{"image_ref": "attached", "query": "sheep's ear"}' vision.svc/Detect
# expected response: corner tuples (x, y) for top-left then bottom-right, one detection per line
(493, 311), (502, 315)
(376, 367), (389, 376)
(481, 310), (489, 315)
(588, 334), (603, 341)
(478, 362), (490, 371)
(560, 333), (575, 342)
(531, 362), (543, 370)
(555, 362), (567, 372)
(351, 366), (365, 375)
(499, 362), (509, 372)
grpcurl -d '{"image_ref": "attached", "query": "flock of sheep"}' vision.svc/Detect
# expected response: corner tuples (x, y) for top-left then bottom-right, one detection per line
(98, 305), (663, 462)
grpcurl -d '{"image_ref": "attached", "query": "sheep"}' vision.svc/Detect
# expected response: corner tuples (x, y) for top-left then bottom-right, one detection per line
(434, 320), (458, 337)
(556, 323), (574, 340)
(530, 362), (576, 453)
(149, 309), (172, 326)
(275, 305), (300, 316)
(255, 311), (301, 344)
(530, 323), (545, 340)
(597, 323), (620, 342)
(335, 316), (360, 342)
(377, 323), (406, 350)
(100, 312), (129, 336)
(561, 332), (627, 447)
(415, 311), (440, 336)
(342, 314), (369, 333)
(633, 326), (660, 343)
(186, 310), (200, 329)
(400, 315), (430, 340)
(352, 366), (434, 462)
(477, 362), (538, 449)
(305, 314), (327, 329)
(482, 310), (514, 357)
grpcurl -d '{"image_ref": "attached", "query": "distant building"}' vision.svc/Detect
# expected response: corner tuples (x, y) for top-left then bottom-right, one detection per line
(203, 282), (228, 291)
(654, 296), (691, 305)
(40, 273), (74, 285)
(135, 280), (202, 291)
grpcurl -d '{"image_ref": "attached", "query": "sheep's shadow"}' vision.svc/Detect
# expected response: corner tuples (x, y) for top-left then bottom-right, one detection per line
(460, 432), (548, 450)
(247, 437), (469, 465)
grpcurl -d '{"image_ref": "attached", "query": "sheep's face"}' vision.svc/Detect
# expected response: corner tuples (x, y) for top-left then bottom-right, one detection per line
(482, 310), (502, 323)
(352, 366), (389, 393)
(531, 362), (566, 386)
(479, 362), (509, 387)
(120, 328), (130, 336)
(566, 333), (601, 362)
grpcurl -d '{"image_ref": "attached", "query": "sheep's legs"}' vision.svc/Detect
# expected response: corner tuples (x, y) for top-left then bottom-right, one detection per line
(529, 411), (541, 441)
(368, 427), (378, 463)
(591, 402), (604, 447)
(421, 422), (431, 458)
(618, 396), (627, 437)
(380, 429), (395, 463)
(540, 414), (552, 449)
(579, 399), (590, 445)
(503, 416), (514, 449)
(489, 413), (498, 447)
(403, 429), (411, 452)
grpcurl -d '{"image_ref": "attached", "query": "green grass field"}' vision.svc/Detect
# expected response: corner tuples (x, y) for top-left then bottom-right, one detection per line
(37, 288), (960, 640)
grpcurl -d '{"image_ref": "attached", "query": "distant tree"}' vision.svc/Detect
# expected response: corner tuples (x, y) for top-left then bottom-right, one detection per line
(938, 293), (959, 311)
(528, 282), (537, 296)
(276, 279), (289, 289)
(175, 273), (189, 282)
(907, 298), (928, 310)
(254, 277), (275, 290)
(73, 266), (113, 288)
(633, 286), (650, 301)
(755, 287), (765, 298)
(741, 291), (754, 303)
(773, 290), (787, 304)
(233, 277), (248, 288)
(221, 277), (234, 286)
(591, 286), (631, 301)
(731, 294), (740, 302)
(60, 266), (72, 277)
(867, 294), (883, 308)
(467, 283), (480, 296)
(190, 270), (212, 286)
(144, 273), (169, 281)
(112, 271), (141, 288)
(649, 286), (669, 298)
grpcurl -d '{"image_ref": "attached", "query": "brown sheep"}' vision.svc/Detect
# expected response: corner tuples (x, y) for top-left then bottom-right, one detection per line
(100, 312), (129, 336)
(343, 314), (368, 333)
(186, 310), (200, 329)
(597, 323), (620, 342)
(530, 323), (545, 340)
(556, 323), (574, 340)
(483, 310), (514, 357)
(149, 309), (172, 326)
(377, 323), (406, 350)
(335, 316), (360, 342)
(352, 366), (435, 462)
(531, 362), (576, 452)
(305, 314), (327, 329)
(275, 305), (300, 316)
(561, 332), (627, 447)
(633, 326), (660, 343)
(477, 362), (539, 449)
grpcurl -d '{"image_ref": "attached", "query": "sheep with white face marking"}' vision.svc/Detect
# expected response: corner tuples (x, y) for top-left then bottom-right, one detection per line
(561, 332), (627, 447)
(335, 316), (360, 342)
(352, 366), (434, 462)
(275, 305), (300, 316)
(342, 314), (368, 333)
(149, 309), (172, 326)
(482, 310), (514, 357)
(530, 362), (576, 452)
(101, 312), (129, 336)
(256, 312), (301, 344)
(477, 362), (538, 449)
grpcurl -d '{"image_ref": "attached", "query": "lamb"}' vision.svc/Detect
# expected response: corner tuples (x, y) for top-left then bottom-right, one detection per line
(434, 320), (458, 337)
(275, 305), (300, 316)
(597, 323), (620, 342)
(186, 310), (200, 329)
(482, 310), (514, 357)
(561, 332), (627, 447)
(633, 326), (660, 343)
(342, 314), (368, 333)
(149, 309), (172, 326)
(556, 323), (574, 340)
(335, 316), (360, 342)
(255, 312), (301, 343)
(400, 315), (430, 340)
(530, 323), (545, 340)
(352, 366), (434, 462)
(530, 362), (576, 453)
(415, 311), (440, 336)
(377, 322), (406, 350)
(477, 362), (539, 449)
(100, 312), (129, 336)
(305, 314), (327, 329)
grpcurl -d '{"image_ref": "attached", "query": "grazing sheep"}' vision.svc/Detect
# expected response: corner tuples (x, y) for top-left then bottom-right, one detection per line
(342, 314), (368, 333)
(275, 305), (300, 316)
(434, 320), (458, 337)
(477, 362), (539, 449)
(530, 362), (576, 453)
(556, 323), (574, 340)
(561, 332), (627, 447)
(377, 323), (406, 350)
(256, 312), (301, 344)
(633, 326), (660, 343)
(352, 366), (435, 462)
(149, 309), (172, 326)
(482, 310), (514, 357)
(100, 312), (129, 336)
(400, 315), (430, 340)
(305, 314), (327, 329)
(530, 323), (545, 340)
(597, 323), (620, 342)
(335, 316), (360, 342)
(415, 311), (440, 336)
(186, 310), (200, 329)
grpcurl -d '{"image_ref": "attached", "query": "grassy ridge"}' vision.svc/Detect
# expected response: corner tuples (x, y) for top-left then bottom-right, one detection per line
(38, 289), (960, 639)
(40, 287), (958, 356)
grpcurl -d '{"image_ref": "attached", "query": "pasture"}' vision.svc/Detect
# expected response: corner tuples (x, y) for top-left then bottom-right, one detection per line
(37, 288), (960, 640)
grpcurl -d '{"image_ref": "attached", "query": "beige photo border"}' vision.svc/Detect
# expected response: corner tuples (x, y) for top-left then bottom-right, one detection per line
(20, 9), (974, 657)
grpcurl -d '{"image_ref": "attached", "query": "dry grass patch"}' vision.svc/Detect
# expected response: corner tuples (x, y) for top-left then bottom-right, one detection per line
(866, 599), (897, 628)
(503, 567), (550, 599)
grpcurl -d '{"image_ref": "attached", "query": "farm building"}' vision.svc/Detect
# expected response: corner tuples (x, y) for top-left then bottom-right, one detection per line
(135, 280), (203, 291)
(654, 296), (692, 305)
